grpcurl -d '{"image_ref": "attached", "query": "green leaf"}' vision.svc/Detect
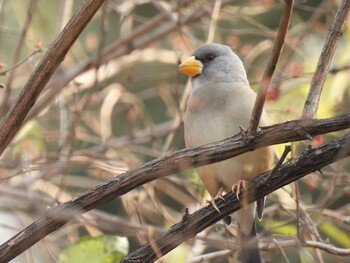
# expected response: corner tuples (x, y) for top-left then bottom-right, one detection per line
(266, 219), (297, 236)
(59, 235), (129, 263)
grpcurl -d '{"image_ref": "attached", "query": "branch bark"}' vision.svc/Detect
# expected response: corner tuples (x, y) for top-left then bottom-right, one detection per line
(0, 114), (349, 262)
(121, 132), (350, 262)
(301, 0), (350, 119)
(0, 0), (107, 156)
(248, 0), (293, 133)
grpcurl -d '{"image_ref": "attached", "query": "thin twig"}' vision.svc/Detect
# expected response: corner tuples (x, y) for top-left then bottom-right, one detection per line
(295, 180), (303, 242)
(329, 64), (350, 74)
(248, 0), (294, 133)
(0, 49), (42, 76)
(263, 238), (350, 256)
(272, 238), (290, 263)
(261, 145), (291, 184)
(298, 203), (325, 263)
(301, 0), (350, 119)
(0, 0), (37, 115)
(56, 0), (73, 152)
(305, 240), (350, 256)
(207, 0), (222, 43)
(187, 249), (233, 263)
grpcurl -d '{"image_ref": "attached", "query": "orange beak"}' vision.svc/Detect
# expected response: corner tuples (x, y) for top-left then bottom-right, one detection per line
(178, 56), (203, 77)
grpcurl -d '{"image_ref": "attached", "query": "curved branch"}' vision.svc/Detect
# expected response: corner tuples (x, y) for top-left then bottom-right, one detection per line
(121, 132), (350, 262)
(0, 114), (349, 262)
(304, 240), (350, 256)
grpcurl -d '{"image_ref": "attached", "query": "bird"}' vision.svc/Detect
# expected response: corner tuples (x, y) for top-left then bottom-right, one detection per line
(178, 43), (274, 263)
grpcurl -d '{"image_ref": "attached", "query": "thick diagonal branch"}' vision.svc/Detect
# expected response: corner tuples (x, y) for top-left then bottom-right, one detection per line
(121, 132), (350, 262)
(0, 114), (349, 262)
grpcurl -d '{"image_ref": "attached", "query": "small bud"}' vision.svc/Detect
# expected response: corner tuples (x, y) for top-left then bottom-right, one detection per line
(34, 40), (43, 51)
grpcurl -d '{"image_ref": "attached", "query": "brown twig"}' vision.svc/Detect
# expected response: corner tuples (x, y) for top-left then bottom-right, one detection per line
(207, 0), (222, 43)
(261, 145), (291, 184)
(0, 0), (37, 116)
(272, 238), (290, 263)
(304, 240), (350, 256)
(0, 114), (349, 262)
(0, 0), (107, 156)
(301, 0), (350, 119)
(248, 0), (294, 133)
(329, 64), (350, 74)
(295, 179), (303, 243)
(0, 50), (43, 77)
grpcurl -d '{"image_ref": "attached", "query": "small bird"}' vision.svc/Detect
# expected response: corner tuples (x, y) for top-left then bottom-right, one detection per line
(178, 43), (273, 263)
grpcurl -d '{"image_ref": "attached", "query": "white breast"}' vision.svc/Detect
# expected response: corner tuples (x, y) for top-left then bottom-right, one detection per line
(184, 81), (256, 148)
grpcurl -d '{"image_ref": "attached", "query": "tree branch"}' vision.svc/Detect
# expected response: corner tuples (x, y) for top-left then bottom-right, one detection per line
(188, 239), (350, 262)
(0, 0), (107, 156)
(304, 240), (350, 256)
(0, 114), (349, 262)
(248, 0), (294, 133)
(301, 0), (350, 119)
(121, 132), (350, 262)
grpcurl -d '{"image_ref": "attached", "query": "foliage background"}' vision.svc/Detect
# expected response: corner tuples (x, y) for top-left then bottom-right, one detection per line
(0, 0), (349, 262)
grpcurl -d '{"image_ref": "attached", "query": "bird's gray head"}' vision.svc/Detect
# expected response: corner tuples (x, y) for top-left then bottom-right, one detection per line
(179, 43), (248, 85)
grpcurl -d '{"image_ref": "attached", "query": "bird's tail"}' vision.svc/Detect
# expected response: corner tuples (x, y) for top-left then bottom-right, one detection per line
(240, 223), (262, 263)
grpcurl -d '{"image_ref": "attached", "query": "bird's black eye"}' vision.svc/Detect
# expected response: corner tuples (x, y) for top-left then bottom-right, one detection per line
(205, 54), (215, 61)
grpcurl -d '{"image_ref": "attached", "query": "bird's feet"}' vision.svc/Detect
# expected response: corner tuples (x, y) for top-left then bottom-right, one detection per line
(232, 180), (247, 200)
(206, 188), (225, 213)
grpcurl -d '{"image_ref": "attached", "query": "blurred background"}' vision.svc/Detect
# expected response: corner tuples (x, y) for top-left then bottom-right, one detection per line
(0, 0), (349, 262)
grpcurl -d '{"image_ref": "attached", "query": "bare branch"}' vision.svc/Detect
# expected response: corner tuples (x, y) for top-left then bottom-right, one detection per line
(304, 240), (350, 256)
(0, 0), (37, 114)
(121, 132), (350, 262)
(0, 50), (42, 77)
(301, 0), (350, 119)
(0, 0), (107, 156)
(248, 0), (294, 133)
(0, 114), (349, 262)
(188, 238), (350, 262)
